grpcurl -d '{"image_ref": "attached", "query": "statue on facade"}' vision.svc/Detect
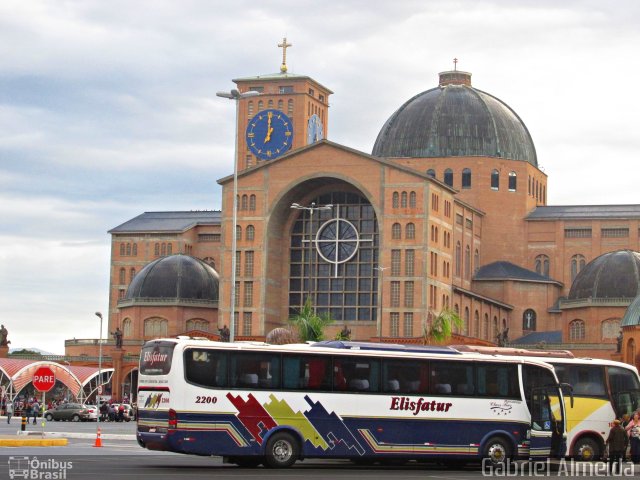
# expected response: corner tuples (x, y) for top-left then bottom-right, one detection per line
(218, 325), (230, 342)
(112, 327), (123, 348)
(617, 330), (623, 353)
(0, 325), (8, 346)
(496, 327), (509, 347)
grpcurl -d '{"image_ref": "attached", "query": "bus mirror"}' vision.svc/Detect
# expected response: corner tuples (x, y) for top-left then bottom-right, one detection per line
(560, 383), (574, 408)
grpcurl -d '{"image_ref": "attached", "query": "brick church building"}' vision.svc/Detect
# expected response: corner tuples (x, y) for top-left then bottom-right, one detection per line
(66, 50), (640, 394)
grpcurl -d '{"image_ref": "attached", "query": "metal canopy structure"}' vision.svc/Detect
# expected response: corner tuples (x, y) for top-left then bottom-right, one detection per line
(0, 358), (114, 402)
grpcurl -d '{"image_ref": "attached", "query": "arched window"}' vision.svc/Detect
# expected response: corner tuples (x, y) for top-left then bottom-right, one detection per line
(287, 99), (294, 116)
(474, 249), (479, 274)
(246, 225), (255, 241)
(119, 268), (126, 284)
(571, 254), (586, 281)
(405, 223), (415, 240)
(132, 244), (137, 256)
(161, 243), (166, 256)
(144, 318), (168, 337)
(248, 101), (254, 117)
(464, 245), (471, 279)
(392, 223), (401, 240)
(601, 319), (621, 340)
(401, 191), (407, 208)
(444, 168), (453, 187)
(492, 316), (498, 340)
(427, 169), (436, 178)
(508, 172), (517, 191)
(154, 243), (160, 256)
(130, 268), (136, 282)
(278, 99), (283, 110)
(126, 243), (131, 256)
(241, 195), (248, 211)
(167, 243), (172, 255)
(569, 319), (585, 341)
(462, 168), (471, 188)
(392, 192), (399, 208)
(236, 225), (242, 241)
(464, 307), (470, 336)
(258, 100), (264, 111)
(186, 319), (210, 332)
(268, 99), (273, 108)
(122, 318), (132, 338)
(455, 242), (461, 277)
(483, 313), (489, 340)
(474, 310), (480, 338)
(409, 191), (416, 208)
(627, 339), (636, 365)
(491, 169), (499, 190)
(120, 244), (125, 256)
(249, 194), (256, 211)
(523, 309), (536, 331)
(535, 254), (550, 277)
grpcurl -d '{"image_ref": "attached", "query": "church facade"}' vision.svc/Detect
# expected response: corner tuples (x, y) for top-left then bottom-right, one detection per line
(73, 52), (640, 384)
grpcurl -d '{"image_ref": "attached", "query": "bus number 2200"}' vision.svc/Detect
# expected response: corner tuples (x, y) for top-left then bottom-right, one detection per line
(195, 396), (218, 404)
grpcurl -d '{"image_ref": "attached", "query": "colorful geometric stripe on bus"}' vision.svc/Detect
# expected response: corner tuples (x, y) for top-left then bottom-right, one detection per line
(226, 392), (276, 445)
(262, 394), (329, 450)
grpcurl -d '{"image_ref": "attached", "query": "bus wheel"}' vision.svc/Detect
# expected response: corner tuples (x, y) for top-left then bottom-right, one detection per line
(484, 436), (510, 466)
(265, 432), (298, 468)
(574, 438), (599, 461)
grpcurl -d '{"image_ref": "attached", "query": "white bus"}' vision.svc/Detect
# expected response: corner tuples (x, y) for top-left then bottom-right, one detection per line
(455, 345), (640, 461)
(136, 338), (567, 468)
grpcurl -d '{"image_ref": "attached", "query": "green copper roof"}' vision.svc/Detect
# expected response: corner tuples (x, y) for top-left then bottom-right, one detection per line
(622, 294), (640, 327)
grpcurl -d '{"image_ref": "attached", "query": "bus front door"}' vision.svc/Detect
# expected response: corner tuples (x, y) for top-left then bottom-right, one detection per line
(529, 388), (565, 461)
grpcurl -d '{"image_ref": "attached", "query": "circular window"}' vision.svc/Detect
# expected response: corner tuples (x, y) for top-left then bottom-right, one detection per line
(315, 218), (359, 264)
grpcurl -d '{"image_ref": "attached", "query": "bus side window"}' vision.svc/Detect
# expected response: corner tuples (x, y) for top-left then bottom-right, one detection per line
(185, 349), (227, 388)
(334, 358), (379, 393)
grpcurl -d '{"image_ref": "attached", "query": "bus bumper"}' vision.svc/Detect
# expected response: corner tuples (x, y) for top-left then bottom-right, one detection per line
(137, 431), (169, 451)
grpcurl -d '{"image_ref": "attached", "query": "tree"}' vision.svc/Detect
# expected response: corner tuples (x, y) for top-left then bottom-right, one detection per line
(423, 308), (463, 345)
(289, 297), (334, 342)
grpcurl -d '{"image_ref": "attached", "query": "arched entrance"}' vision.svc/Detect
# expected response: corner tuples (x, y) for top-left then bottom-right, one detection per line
(264, 178), (380, 334)
(289, 191), (379, 322)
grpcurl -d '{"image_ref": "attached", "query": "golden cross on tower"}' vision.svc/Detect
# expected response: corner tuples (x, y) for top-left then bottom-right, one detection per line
(278, 37), (292, 73)
(453, 57), (458, 71)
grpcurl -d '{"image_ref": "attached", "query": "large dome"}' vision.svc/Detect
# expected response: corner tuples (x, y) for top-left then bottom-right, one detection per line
(372, 70), (537, 166)
(568, 250), (640, 300)
(125, 254), (219, 302)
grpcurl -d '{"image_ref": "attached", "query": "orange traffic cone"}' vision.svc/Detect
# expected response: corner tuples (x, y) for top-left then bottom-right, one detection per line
(93, 427), (102, 448)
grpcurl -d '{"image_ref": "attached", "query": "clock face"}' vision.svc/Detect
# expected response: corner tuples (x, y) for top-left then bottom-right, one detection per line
(246, 109), (293, 160)
(307, 114), (324, 144)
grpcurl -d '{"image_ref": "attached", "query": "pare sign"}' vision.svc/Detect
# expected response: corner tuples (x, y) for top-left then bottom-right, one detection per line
(33, 366), (56, 392)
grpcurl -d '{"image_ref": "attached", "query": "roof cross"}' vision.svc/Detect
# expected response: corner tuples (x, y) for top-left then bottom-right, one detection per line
(278, 37), (292, 73)
(453, 57), (458, 71)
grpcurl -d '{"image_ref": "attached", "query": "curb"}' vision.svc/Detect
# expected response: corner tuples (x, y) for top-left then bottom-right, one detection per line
(0, 437), (68, 447)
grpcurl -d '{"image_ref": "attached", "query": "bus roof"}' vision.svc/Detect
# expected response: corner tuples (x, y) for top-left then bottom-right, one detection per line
(312, 340), (461, 355)
(452, 345), (574, 358)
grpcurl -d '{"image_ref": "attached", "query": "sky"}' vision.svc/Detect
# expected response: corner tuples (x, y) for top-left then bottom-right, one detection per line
(1, 0), (639, 353)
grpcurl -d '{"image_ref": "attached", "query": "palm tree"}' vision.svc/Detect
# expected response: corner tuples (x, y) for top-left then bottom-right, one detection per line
(423, 308), (463, 345)
(289, 297), (334, 342)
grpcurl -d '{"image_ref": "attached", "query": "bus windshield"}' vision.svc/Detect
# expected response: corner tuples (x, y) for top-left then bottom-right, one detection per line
(608, 365), (640, 416)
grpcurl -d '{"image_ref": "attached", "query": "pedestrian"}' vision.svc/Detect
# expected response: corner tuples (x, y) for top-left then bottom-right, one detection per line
(626, 411), (640, 463)
(108, 403), (116, 422)
(118, 404), (125, 422)
(31, 400), (39, 424)
(6, 401), (12, 424)
(100, 402), (108, 422)
(606, 418), (628, 474)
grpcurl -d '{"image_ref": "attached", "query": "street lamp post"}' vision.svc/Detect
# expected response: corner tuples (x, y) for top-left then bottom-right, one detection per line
(95, 312), (103, 426)
(290, 202), (333, 305)
(216, 89), (260, 342)
(375, 266), (388, 341)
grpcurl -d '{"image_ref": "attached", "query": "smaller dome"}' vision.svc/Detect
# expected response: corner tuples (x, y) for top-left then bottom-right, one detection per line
(621, 295), (640, 327)
(568, 250), (640, 300)
(125, 254), (219, 302)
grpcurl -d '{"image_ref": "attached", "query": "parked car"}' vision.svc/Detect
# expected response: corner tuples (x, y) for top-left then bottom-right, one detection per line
(43, 403), (95, 422)
(82, 404), (98, 421)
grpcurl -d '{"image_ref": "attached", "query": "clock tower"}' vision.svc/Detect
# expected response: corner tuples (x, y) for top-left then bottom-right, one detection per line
(231, 38), (333, 171)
